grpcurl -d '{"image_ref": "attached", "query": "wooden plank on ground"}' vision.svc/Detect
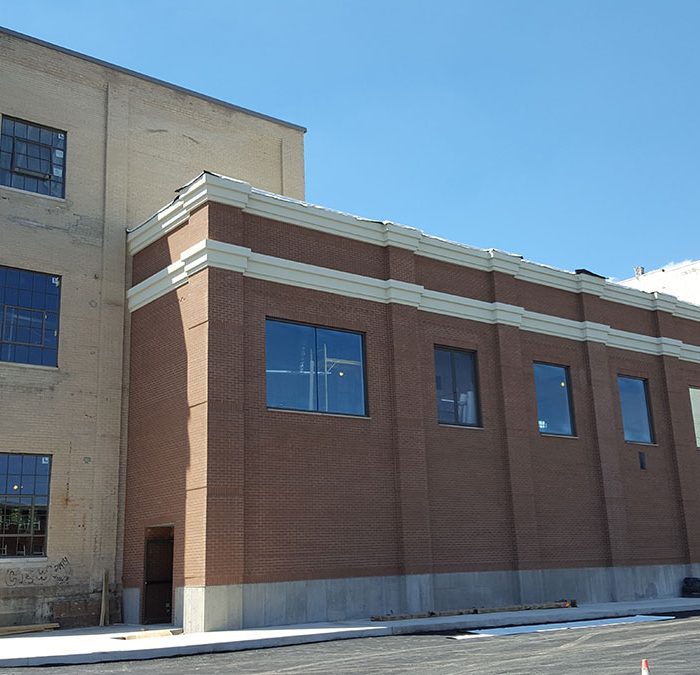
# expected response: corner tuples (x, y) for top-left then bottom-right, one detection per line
(0, 623), (60, 636)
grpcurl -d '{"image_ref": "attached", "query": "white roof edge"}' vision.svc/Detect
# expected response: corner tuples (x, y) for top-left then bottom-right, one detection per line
(125, 172), (700, 324)
(620, 259), (699, 283)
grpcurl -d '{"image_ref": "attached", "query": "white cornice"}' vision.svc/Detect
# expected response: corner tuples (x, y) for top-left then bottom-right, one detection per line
(126, 239), (700, 366)
(126, 173), (700, 323)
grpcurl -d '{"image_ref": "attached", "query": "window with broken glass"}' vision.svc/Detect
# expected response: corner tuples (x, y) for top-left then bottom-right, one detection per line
(0, 116), (66, 198)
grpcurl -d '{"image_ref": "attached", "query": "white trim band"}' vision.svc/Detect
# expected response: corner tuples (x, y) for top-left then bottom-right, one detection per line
(126, 173), (700, 323)
(127, 239), (700, 365)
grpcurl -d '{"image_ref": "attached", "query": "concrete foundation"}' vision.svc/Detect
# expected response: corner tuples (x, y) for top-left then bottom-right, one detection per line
(122, 587), (140, 624)
(129, 562), (700, 631)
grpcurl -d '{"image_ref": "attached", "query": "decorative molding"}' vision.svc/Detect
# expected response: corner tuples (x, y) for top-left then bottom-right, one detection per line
(126, 239), (700, 366)
(126, 173), (700, 324)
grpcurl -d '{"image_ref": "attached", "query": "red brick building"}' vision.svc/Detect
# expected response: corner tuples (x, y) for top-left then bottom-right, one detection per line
(124, 172), (700, 631)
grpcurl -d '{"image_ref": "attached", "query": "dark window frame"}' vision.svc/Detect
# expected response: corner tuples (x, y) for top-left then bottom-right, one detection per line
(265, 317), (369, 417)
(689, 386), (700, 448)
(0, 264), (61, 367)
(533, 361), (576, 437)
(434, 345), (482, 428)
(0, 453), (52, 558)
(0, 115), (66, 199)
(617, 375), (655, 444)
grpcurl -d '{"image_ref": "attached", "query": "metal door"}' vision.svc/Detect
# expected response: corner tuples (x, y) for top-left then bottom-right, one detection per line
(143, 536), (173, 624)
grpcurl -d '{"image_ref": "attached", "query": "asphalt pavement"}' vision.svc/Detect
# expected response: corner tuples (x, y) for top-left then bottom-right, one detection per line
(12, 612), (700, 674)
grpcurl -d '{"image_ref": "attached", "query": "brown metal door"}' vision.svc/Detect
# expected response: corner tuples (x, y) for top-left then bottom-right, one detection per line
(143, 536), (173, 624)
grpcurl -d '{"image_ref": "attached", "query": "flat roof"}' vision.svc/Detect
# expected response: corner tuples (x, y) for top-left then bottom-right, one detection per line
(0, 26), (307, 133)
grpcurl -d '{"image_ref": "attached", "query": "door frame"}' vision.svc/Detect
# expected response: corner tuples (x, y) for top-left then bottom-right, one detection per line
(142, 526), (174, 625)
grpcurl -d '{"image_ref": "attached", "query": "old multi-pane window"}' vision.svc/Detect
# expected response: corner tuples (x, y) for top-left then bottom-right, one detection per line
(618, 376), (655, 443)
(533, 362), (575, 436)
(265, 319), (367, 416)
(434, 347), (481, 426)
(0, 453), (51, 557)
(0, 265), (61, 367)
(0, 116), (66, 198)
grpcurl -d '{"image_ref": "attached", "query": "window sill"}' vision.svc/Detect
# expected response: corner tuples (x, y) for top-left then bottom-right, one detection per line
(0, 184), (66, 203)
(267, 407), (370, 420)
(0, 557), (48, 563)
(0, 361), (58, 372)
(539, 433), (579, 439)
(624, 441), (658, 447)
(438, 423), (484, 430)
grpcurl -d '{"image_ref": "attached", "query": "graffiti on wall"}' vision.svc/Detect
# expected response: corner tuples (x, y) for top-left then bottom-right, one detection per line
(4, 556), (72, 587)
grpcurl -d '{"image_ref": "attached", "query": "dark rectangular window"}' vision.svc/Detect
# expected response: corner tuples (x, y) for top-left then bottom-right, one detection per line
(434, 347), (480, 426)
(618, 376), (654, 443)
(266, 319), (366, 416)
(0, 116), (66, 198)
(0, 265), (60, 366)
(0, 453), (51, 557)
(690, 387), (700, 448)
(533, 362), (575, 436)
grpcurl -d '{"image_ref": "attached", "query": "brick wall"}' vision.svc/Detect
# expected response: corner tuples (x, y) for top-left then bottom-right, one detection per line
(126, 200), (700, 595)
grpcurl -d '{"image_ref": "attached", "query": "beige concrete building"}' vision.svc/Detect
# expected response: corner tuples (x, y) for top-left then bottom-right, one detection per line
(0, 26), (305, 626)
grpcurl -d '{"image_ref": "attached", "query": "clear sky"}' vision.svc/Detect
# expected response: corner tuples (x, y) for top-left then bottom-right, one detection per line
(4, 1), (699, 280)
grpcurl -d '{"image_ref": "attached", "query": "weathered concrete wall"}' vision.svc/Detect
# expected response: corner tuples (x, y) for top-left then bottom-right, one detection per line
(127, 563), (699, 631)
(0, 28), (304, 627)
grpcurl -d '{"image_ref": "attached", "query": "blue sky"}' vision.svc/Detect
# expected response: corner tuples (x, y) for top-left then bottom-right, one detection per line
(4, 1), (699, 280)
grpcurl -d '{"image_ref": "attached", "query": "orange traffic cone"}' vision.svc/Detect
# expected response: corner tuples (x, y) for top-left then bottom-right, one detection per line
(641, 658), (650, 674)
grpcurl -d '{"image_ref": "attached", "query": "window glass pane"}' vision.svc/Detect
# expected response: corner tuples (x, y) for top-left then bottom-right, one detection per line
(31, 536), (46, 556)
(265, 320), (316, 411)
(0, 265), (60, 366)
(434, 348), (456, 423)
(453, 351), (479, 426)
(41, 348), (57, 367)
(618, 376), (654, 443)
(266, 320), (367, 416)
(690, 388), (700, 448)
(315, 328), (365, 415)
(7, 455), (21, 475)
(534, 363), (575, 436)
(434, 347), (480, 426)
(0, 453), (51, 557)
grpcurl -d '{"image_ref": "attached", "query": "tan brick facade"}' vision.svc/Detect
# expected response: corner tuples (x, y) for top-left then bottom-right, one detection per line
(0, 29), (304, 627)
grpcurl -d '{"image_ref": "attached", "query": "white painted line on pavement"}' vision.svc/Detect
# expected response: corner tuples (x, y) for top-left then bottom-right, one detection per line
(448, 614), (674, 639)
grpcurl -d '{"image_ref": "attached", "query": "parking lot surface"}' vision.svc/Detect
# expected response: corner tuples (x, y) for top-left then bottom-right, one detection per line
(14, 613), (700, 674)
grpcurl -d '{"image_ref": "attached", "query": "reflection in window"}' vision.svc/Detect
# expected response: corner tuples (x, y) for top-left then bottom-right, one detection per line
(618, 376), (654, 443)
(434, 347), (480, 426)
(0, 265), (61, 366)
(0, 453), (51, 557)
(265, 319), (366, 416)
(534, 363), (575, 436)
(690, 388), (700, 448)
